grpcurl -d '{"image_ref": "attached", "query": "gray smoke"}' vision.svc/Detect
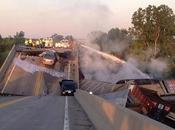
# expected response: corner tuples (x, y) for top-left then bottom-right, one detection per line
(103, 39), (130, 54)
(87, 31), (130, 54)
(125, 55), (168, 79)
(145, 58), (168, 78)
(79, 43), (149, 83)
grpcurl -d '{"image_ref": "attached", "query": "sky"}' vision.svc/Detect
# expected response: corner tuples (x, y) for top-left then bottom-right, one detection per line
(0, 0), (175, 38)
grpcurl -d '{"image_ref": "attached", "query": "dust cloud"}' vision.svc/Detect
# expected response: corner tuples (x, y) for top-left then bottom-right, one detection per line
(143, 58), (168, 78)
(79, 43), (149, 83)
(87, 31), (130, 54)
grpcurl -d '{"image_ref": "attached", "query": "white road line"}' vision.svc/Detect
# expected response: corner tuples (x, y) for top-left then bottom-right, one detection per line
(1, 65), (16, 93)
(68, 62), (71, 80)
(63, 96), (69, 130)
(1, 53), (21, 93)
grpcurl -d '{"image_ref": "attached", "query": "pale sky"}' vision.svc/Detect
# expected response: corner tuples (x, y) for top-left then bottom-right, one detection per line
(0, 0), (174, 38)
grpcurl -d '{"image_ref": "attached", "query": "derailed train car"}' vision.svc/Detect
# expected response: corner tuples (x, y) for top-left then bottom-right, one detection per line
(129, 85), (172, 121)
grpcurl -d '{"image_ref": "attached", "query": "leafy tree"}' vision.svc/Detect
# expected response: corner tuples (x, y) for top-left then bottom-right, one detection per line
(108, 28), (129, 41)
(88, 31), (108, 51)
(0, 36), (15, 66)
(0, 37), (14, 51)
(65, 35), (74, 41)
(14, 31), (25, 45)
(108, 28), (120, 41)
(88, 28), (130, 54)
(0, 34), (2, 41)
(131, 5), (175, 57)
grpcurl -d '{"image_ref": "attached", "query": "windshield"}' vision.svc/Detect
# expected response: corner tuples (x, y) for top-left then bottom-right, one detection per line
(62, 82), (75, 90)
(44, 53), (54, 59)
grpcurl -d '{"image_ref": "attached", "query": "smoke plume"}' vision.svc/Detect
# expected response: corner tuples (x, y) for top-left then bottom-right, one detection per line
(79, 42), (149, 83)
(145, 58), (168, 78)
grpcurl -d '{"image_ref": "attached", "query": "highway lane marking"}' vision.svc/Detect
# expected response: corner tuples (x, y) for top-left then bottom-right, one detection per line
(1, 53), (21, 93)
(51, 79), (61, 94)
(0, 97), (31, 109)
(38, 72), (43, 95)
(36, 72), (42, 96)
(1, 65), (16, 93)
(34, 72), (43, 96)
(68, 62), (71, 80)
(33, 72), (40, 96)
(63, 96), (69, 130)
(111, 85), (116, 92)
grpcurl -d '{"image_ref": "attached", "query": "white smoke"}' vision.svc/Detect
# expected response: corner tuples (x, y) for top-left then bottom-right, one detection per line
(126, 55), (168, 78)
(87, 31), (130, 54)
(107, 40), (129, 54)
(149, 59), (167, 72)
(147, 58), (168, 78)
(79, 43), (149, 83)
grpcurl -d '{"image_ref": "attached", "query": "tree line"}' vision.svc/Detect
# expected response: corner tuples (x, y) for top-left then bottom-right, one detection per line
(0, 32), (73, 67)
(90, 4), (175, 78)
(0, 4), (175, 77)
(0, 31), (25, 66)
(130, 5), (175, 58)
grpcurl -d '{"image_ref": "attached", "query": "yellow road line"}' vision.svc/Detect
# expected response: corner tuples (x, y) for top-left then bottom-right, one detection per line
(33, 72), (40, 96)
(36, 72), (43, 96)
(0, 97), (31, 109)
(1, 53), (21, 93)
(34, 72), (43, 96)
(68, 62), (71, 80)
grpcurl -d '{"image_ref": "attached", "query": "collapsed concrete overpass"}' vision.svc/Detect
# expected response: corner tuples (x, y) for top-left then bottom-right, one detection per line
(0, 44), (174, 130)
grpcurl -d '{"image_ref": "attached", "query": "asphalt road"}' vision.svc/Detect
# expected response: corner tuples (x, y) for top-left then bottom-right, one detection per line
(0, 54), (42, 96)
(0, 53), (64, 96)
(0, 96), (95, 130)
(0, 46), (95, 130)
(0, 96), (22, 104)
(43, 72), (61, 95)
(1, 65), (38, 96)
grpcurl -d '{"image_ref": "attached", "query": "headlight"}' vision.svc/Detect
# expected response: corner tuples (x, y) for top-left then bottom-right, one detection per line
(89, 91), (93, 94)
